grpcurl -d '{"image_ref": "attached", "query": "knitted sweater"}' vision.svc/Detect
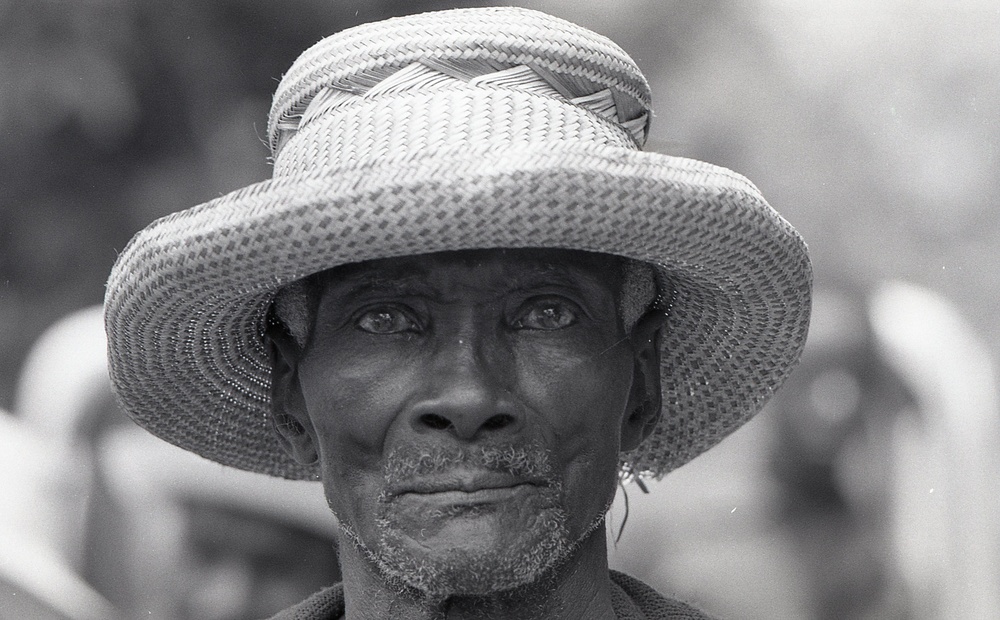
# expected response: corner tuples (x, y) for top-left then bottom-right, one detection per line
(269, 570), (713, 619)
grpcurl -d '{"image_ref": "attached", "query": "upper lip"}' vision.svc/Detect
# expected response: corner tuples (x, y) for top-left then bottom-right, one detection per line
(388, 471), (545, 497)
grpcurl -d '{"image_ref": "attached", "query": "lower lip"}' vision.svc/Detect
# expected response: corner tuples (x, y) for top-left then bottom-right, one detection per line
(403, 483), (536, 506)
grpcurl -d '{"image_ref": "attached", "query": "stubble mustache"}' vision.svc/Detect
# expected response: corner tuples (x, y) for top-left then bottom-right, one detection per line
(381, 443), (558, 490)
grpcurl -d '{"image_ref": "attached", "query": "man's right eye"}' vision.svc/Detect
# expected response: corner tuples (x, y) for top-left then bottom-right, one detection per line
(355, 307), (419, 334)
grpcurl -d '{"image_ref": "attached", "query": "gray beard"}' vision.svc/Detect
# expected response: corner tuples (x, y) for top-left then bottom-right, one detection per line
(337, 445), (597, 599)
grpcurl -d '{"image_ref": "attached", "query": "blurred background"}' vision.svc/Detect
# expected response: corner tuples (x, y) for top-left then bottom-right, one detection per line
(1, 0), (998, 618)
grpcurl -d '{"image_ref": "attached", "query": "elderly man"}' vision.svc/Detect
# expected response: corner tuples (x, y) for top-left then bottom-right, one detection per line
(105, 7), (811, 619)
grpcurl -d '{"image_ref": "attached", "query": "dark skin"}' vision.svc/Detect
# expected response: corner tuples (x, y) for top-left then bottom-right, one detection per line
(268, 248), (666, 620)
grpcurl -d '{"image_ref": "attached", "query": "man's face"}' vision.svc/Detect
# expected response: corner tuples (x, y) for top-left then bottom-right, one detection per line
(281, 248), (647, 596)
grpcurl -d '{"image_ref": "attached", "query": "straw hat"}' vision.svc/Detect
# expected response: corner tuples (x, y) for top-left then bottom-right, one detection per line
(105, 7), (811, 481)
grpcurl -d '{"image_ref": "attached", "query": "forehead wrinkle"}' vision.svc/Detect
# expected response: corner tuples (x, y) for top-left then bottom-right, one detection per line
(318, 264), (433, 302)
(318, 250), (622, 306)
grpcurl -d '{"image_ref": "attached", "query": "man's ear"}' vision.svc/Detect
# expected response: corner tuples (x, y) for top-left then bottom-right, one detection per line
(266, 320), (319, 465)
(621, 309), (667, 452)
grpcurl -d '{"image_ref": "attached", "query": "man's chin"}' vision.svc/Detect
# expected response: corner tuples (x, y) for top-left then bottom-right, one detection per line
(372, 505), (573, 598)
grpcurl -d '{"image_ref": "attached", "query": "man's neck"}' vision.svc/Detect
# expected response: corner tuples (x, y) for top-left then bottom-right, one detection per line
(339, 527), (617, 620)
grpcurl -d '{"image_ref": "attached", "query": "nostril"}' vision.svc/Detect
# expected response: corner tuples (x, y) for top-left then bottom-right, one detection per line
(419, 413), (453, 430)
(482, 414), (515, 431)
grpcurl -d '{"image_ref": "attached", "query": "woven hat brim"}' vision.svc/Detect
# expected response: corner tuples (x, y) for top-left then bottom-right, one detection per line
(105, 142), (811, 480)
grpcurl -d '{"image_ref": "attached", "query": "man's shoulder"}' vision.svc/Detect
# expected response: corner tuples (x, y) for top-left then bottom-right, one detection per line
(267, 583), (344, 620)
(609, 570), (716, 620)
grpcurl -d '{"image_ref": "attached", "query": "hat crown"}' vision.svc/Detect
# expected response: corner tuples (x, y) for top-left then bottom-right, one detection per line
(267, 7), (653, 171)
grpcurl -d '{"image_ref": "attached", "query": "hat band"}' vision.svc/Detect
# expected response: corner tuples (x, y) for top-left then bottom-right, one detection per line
(273, 84), (641, 177)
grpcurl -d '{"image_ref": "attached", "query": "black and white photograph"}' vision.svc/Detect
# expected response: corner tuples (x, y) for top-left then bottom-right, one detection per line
(1, 1), (997, 618)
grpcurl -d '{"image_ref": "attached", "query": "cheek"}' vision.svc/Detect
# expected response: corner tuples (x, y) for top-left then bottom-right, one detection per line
(516, 345), (633, 524)
(300, 341), (422, 445)
(519, 344), (633, 441)
(298, 348), (422, 518)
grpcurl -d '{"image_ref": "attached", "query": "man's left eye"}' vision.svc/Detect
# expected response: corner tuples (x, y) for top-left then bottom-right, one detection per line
(514, 300), (578, 330)
(356, 307), (418, 334)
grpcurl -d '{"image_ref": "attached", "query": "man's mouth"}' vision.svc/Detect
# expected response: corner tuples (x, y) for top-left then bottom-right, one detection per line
(407, 484), (536, 505)
(387, 472), (546, 506)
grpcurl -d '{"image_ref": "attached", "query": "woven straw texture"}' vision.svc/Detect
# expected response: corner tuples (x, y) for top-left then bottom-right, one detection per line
(105, 7), (811, 481)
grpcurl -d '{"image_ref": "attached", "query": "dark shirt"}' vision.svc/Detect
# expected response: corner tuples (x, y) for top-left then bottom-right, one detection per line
(268, 570), (714, 619)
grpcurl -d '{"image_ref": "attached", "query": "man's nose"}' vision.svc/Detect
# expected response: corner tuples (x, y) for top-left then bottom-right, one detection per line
(408, 335), (520, 440)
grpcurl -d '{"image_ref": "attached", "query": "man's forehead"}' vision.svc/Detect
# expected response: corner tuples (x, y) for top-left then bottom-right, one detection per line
(317, 248), (623, 296)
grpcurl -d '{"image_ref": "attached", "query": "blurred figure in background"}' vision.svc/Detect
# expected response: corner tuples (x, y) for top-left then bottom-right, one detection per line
(11, 305), (340, 619)
(99, 427), (340, 620)
(870, 281), (1000, 619)
(771, 281), (1000, 618)
(0, 410), (119, 620)
(767, 285), (914, 619)
(13, 305), (129, 603)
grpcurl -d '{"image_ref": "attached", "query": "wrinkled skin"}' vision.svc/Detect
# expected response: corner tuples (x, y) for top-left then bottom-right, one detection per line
(268, 248), (665, 619)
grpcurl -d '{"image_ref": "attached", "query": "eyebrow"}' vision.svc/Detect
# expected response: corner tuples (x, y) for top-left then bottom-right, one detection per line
(325, 259), (613, 302)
